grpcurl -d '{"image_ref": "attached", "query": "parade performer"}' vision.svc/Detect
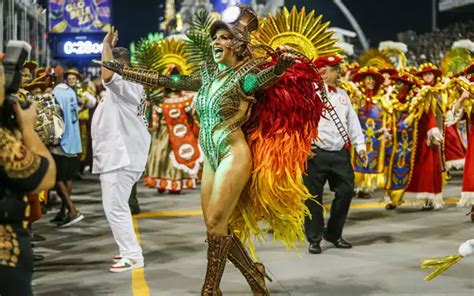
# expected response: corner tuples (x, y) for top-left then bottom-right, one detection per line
(445, 62), (474, 221)
(133, 38), (201, 193)
(351, 66), (389, 198)
(440, 43), (474, 172)
(96, 5), (336, 294)
(404, 63), (445, 210)
(383, 72), (420, 210)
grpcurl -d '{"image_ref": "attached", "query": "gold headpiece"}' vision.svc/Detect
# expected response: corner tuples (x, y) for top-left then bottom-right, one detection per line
(134, 38), (195, 75)
(357, 49), (394, 70)
(253, 6), (340, 59)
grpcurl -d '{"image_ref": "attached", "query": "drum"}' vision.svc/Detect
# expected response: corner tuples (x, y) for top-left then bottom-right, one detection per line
(34, 94), (64, 146)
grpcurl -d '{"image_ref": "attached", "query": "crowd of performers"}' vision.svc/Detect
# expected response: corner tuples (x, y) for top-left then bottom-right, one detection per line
(1, 4), (473, 295)
(131, 24), (474, 222)
(338, 44), (474, 219)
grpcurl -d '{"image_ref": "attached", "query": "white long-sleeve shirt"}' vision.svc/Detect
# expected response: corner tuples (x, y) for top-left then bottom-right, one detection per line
(313, 85), (366, 153)
(91, 74), (151, 174)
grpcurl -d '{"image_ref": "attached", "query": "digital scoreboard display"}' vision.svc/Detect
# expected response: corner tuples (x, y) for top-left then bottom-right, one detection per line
(49, 0), (111, 33)
(51, 34), (104, 58)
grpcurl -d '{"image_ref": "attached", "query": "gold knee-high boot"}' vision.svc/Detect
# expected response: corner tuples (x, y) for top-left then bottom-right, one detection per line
(228, 233), (272, 296)
(201, 234), (232, 296)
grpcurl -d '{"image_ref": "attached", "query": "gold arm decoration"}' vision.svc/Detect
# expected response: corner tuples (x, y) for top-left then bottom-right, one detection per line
(420, 254), (463, 281)
(255, 66), (284, 90)
(93, 59), (124, 76)
(93, 59), (202, 91)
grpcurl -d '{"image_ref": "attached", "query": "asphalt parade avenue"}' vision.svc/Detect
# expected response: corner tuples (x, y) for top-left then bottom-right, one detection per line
(32, 172), (473, 296)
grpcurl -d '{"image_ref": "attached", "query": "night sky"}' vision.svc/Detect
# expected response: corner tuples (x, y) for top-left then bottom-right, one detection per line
(112, 0), (472, 48)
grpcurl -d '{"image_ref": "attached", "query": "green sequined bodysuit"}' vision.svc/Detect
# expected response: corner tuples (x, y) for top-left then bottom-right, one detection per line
(116, 58), (283, 171)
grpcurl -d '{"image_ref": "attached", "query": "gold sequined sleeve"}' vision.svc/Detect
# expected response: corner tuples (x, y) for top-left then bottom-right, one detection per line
(0, 128), (49, 193)
(99, 60), (202, 91)
(121, 67), (202, 91)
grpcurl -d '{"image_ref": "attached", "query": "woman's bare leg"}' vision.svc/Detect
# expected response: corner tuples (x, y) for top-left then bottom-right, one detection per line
(200, 159), (215, 224)
(205, 146), (252, 236)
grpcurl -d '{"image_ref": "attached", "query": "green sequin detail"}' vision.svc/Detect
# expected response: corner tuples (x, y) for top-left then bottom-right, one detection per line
(241, 73), (259, 95)
(171, 75), (181, 83)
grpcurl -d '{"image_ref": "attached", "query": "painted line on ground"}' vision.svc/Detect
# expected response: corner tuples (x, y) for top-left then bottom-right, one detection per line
(132, 217), (151, 296)
(129, 197), (461, 294)
(133, 198), (461, 219)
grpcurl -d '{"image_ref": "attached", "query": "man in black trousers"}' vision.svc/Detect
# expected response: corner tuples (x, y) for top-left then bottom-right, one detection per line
(304, 55), (368, 254)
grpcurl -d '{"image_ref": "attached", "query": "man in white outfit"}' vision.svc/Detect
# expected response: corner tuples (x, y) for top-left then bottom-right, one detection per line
(91, 27), (151, 272)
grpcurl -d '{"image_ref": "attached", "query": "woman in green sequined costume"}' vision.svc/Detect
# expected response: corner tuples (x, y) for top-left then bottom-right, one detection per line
(97, 5), (297, 295)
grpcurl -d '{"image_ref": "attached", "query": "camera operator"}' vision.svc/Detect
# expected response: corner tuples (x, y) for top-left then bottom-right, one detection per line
(0, 52), (56, 294)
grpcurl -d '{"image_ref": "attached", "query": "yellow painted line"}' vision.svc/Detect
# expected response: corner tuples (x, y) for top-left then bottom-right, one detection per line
(133, 198), (461, 219)
(128, 196), (461, 294)
(324, 198), (460, 210)
(134, 209), (203, 219)
(132, 217), (151, 296)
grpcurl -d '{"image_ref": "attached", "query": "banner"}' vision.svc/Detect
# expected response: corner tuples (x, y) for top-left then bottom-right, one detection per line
(49, 0), (111, 33)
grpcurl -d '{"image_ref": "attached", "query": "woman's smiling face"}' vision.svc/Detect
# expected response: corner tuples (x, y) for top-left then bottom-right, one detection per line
(211, 29), (238, 66)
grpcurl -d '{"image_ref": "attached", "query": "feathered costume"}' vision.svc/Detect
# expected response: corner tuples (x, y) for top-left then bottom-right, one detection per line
(96, 6), (339, 255)
(96, 8), (338, 254)
(233, 6), (339, 253)
(96, 6), (344, 295)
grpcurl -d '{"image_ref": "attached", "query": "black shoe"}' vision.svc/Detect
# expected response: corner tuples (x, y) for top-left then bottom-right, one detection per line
(49, 212), (66, 224)
(31, 232), (46, 242)
(57, 212), (84, 228)
(357, 191), (372, 199)
(324, 235), (352, 249)
(385, 203), (397, 210)
(308, 242), (322, 254)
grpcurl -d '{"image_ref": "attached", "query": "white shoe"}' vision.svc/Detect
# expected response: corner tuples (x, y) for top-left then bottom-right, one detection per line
(109, 258), (144, 273)
(113, 255), (122, 263)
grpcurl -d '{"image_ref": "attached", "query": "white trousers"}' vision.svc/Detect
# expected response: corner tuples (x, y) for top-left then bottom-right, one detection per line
(100, 169), (143, 261)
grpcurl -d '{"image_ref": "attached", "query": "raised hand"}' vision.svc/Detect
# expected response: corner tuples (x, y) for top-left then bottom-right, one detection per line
(274, 46), (298, 75)
(103, 26), (118, 48)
